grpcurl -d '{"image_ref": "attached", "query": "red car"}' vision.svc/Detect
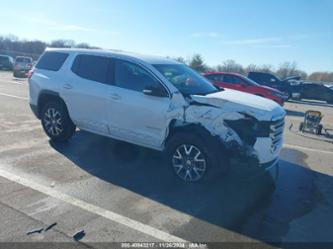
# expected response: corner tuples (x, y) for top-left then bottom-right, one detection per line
(203, 72), (285, 106)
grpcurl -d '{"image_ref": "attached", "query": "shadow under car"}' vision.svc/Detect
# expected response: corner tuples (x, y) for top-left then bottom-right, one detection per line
(50, 130), (333, 246)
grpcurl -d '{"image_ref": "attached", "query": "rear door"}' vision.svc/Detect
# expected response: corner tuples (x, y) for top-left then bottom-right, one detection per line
(301, 84), (325, 100)
(301, 84), (313, 99)
(64, 54), (113, 134)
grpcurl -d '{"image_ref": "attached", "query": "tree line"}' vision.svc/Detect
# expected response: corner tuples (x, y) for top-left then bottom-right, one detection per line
(179, 54), (333, 82)
(1, 35), (332, 82)
(0, 35), (97, 60)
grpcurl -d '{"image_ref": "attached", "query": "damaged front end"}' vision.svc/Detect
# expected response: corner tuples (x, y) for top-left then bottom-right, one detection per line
(183, 92), (285, 172)
(184, 104), (262, 162)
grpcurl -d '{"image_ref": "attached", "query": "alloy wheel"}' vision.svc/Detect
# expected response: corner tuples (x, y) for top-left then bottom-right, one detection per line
(43, 108), (64, 136)
(172, 144), (207, 182)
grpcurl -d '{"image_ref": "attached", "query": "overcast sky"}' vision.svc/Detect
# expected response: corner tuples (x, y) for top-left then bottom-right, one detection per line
(1, 0), (332, 73)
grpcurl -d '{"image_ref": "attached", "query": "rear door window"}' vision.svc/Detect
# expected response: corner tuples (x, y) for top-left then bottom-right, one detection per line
(71, 54), (113, 84)
(36, 52), (69, 71)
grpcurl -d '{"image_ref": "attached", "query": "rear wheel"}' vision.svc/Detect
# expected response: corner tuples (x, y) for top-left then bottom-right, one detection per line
(41, 101), (76, 142)
(299, 122), (304, 132)
(316, 124), (323, 135)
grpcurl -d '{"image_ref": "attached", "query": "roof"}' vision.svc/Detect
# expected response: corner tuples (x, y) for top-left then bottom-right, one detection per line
(45, 48), (180, 65)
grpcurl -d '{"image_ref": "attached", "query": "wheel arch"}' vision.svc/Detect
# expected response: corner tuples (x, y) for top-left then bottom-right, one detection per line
(37, 90), (67, 118)
(164, 119), (224, 153)
(165, 119), (230, 177)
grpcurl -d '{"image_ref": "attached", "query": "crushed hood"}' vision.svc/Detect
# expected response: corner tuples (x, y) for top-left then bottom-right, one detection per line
(191, 89), (285, 121)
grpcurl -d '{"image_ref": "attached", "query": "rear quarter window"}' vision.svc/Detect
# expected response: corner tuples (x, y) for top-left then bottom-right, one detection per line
(71, 54), (112, 84)
(36, 52), (69, 71)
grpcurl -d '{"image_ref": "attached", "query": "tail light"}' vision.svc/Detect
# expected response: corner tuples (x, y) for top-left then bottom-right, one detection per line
(27, 70), (34, 79)
(27, 63), (33, 68)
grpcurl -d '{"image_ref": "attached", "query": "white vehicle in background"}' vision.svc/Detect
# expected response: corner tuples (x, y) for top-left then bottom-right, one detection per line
(29, 48), (285, 182)
(13, 56), (33, 78)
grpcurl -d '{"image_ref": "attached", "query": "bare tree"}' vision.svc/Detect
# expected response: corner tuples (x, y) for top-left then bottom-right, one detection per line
(50, 39), (76, 48)
(216, 60), (244, 74)
(276, 61), (298, 79)
(308, 72), (333, 82)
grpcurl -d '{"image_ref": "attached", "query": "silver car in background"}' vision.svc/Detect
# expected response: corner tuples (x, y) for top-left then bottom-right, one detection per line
(13, 56), (33, 78)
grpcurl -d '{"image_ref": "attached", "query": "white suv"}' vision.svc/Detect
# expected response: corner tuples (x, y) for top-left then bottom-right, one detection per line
(29, 48), (285, 182)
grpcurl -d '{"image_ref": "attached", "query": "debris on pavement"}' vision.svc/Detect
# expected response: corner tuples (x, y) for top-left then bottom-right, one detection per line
(45, 222), (57, 232)
(26, 227), (44, 235)
(73, 230), (85, 241)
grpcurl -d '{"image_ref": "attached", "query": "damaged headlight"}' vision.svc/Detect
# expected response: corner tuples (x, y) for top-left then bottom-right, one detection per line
(224, 115), (270, 146)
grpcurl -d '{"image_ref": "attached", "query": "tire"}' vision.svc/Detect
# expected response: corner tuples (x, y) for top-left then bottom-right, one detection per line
(41, 101), (76, 142)
(13, 71), (18, 78)
(299, 122), (304, 132)
(165, 132), (226, 182)
(316, 125), (323, 135)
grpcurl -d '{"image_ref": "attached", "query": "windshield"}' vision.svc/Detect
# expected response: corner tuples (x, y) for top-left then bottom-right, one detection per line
(153, 64), (219, 96)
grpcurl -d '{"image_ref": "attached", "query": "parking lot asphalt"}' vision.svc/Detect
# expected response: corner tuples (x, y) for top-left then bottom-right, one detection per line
(0, 71), (332, 248)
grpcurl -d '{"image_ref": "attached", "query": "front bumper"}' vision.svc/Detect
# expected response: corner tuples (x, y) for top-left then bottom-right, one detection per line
(253, 137), (283, 164)
(272, 97), (284, 106)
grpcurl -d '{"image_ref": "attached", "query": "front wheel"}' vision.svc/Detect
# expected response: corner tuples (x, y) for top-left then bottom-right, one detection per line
(41, 101), (76, 142)
(166, 133), (224, 182)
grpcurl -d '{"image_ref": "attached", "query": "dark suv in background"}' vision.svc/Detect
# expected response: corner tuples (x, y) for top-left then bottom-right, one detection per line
(0, 55), (14, 71)
(248, 72), (301, 99)
(300, 83), (333, 104)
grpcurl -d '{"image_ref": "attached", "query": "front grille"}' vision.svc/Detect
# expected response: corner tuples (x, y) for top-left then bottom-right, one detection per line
(269, 118), (285, 152)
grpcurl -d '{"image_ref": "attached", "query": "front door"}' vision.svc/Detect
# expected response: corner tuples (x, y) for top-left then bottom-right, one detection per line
(107, 59), (170, 149)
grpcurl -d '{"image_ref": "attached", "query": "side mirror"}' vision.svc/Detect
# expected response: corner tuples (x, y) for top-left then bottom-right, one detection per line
(143, 86), (168, 97)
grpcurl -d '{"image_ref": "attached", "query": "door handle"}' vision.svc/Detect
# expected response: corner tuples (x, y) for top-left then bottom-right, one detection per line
(63, 83), (73, 90)
(110, 93), (121, 100)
